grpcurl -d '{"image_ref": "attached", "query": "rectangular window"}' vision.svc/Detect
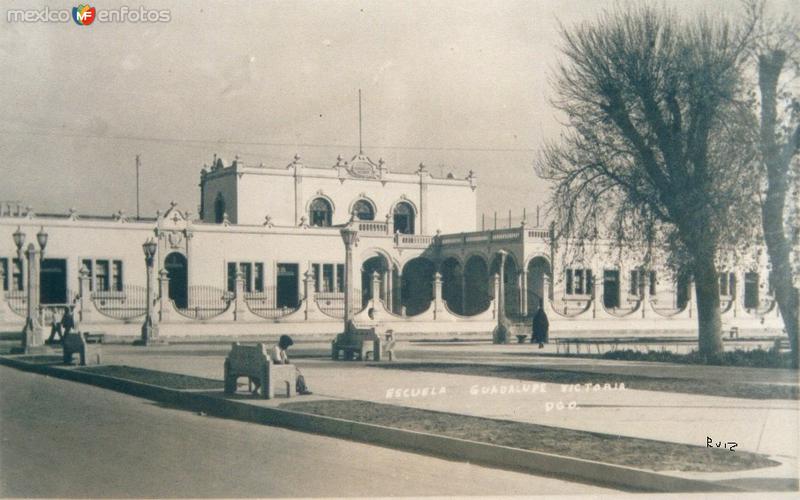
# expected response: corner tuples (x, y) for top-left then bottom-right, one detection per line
(629, 270), (640, 296)
(574, 269), (584, 295)
(112, 260), (123, 292)
(227, 262), (237, 292)
(322, 264), (334, 292)
(565, 268), (592, 296)
(81, 259), (93, 291)
(239, 263), (253, 292)
(312, 263), (321, 292)
(719, 272), (728, 296)
(12, 258), (23, 291)
(95, 260), (109, 292)
(254, 263), (264, 292)
(718, 272), (736, 297)
(0, 258), (7, 291)
(744, 272), (759, 309)
(336, 264), (344, 292)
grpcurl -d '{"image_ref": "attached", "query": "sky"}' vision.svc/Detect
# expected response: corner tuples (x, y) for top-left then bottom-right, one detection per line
(1, 0), (795, 225)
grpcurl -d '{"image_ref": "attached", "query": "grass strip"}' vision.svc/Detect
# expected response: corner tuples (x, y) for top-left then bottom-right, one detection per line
(281, 399), (778, 473)
(76, 365), (225, 390)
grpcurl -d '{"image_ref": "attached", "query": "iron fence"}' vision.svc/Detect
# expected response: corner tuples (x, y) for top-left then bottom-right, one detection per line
(4, 291), (26, 317)
(315, 289), (360, 318)
(175, 286), (233, 320)
(92, 286), (148, 320)
(244, 287), (299, 319)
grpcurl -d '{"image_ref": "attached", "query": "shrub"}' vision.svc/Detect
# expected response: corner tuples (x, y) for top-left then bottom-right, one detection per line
(601, 348), (792, 369)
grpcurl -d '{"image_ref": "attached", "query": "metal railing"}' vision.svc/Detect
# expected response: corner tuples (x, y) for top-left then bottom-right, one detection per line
(4, 291), (26, 317)
(315, 289), (360, 318)
(92, 286), (147, 320)
(176, 286), (232, 320)
(244, 287), (299, 319)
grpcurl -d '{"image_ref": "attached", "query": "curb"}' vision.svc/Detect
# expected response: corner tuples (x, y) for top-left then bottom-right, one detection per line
(0, 355), (748, 493)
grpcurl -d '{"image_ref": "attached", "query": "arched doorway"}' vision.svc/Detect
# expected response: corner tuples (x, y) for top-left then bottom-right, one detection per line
(463, 256), (489, 315)
(527, 257), (552, 314)
(490, 253), (519, 317)
(401, 257), (434, 315)
(361, 255), (389, 307)
(440, 257), (463, 314)
(164, 252), (188, 309)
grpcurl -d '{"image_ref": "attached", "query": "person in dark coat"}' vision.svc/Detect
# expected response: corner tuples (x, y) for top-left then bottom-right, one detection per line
(531, 300), (549, 348)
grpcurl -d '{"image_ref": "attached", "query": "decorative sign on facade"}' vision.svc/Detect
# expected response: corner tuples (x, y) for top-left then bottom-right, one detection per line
(347, 154), (379, 179)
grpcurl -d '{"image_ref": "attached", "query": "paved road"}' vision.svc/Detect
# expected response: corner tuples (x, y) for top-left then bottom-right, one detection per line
(0, 366), (615, 498)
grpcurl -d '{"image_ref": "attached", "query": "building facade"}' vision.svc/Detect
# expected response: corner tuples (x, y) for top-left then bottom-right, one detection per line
(0, 152), (785, 341)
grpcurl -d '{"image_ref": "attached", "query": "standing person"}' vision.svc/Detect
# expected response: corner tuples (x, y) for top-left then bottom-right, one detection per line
(531, 300), (549, 349)
(270, 335), (312, 395)
(46, 308), (64, 344)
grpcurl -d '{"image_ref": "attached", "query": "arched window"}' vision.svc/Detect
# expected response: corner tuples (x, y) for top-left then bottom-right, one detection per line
(393, 202), (415, 234)
(310, 198), (332, 227)
(352, 199), (375, 221)
(214, 194), (226, 224)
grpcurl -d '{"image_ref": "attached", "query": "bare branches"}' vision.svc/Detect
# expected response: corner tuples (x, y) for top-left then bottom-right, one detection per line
(539, 4), (760, 275)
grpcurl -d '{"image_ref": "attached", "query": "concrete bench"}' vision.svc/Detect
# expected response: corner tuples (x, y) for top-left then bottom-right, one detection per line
(223, 342), (296, 399)
(63, 332), (102, 366)
(84, 333), (105, 344)
(332, 328), (383, 361)
(366, 332), (396, 361)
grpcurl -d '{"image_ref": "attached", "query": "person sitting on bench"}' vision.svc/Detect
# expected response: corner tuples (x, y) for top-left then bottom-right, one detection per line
(270, 335), (312, 395)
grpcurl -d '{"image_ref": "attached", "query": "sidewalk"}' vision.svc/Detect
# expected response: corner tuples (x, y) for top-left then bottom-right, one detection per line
(99, 343), (799, 483)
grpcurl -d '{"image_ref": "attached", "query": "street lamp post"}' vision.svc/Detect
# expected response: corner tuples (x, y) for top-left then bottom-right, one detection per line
(493, 250), (510, 344)
(137, 238), (161, 345)
(13, 226), (48, 353)
(340, 226), (359, 334)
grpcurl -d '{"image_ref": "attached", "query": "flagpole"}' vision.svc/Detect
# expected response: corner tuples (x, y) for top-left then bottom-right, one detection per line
(135, 154), (141, 220)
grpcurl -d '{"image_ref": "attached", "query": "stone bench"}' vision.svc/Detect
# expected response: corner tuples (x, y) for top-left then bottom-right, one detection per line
(63, 332), (102, 366)
(223, 342), (296, 399)
(332, 328), (384, 361)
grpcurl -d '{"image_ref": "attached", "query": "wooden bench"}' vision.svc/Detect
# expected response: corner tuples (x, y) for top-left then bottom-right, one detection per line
(63, 332), (102, 366)
(223, 342), (296, 399)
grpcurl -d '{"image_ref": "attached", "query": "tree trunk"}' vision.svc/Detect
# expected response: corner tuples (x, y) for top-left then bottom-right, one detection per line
(759, 49), (800, 369)
(693, 246), (724, 357)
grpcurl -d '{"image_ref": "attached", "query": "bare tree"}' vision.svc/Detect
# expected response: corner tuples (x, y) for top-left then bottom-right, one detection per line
(744, 0), (800, 368)
(538, 6), (759, 356)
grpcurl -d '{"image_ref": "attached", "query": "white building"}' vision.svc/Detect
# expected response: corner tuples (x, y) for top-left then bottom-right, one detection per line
(0, 151), (785, 341)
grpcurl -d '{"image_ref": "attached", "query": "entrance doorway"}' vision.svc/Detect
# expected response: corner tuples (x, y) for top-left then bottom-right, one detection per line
(164, 252), (188, 308)
(40, 259), (67, 304)
(277, 263), (299, 308)
(603, 270), (620, 309)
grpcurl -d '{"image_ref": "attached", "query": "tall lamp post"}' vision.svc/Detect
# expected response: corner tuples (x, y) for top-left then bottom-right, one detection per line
(340, 226), (359, 334)
(137, 238), (161, 345)
(13, 226), (48, 352)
